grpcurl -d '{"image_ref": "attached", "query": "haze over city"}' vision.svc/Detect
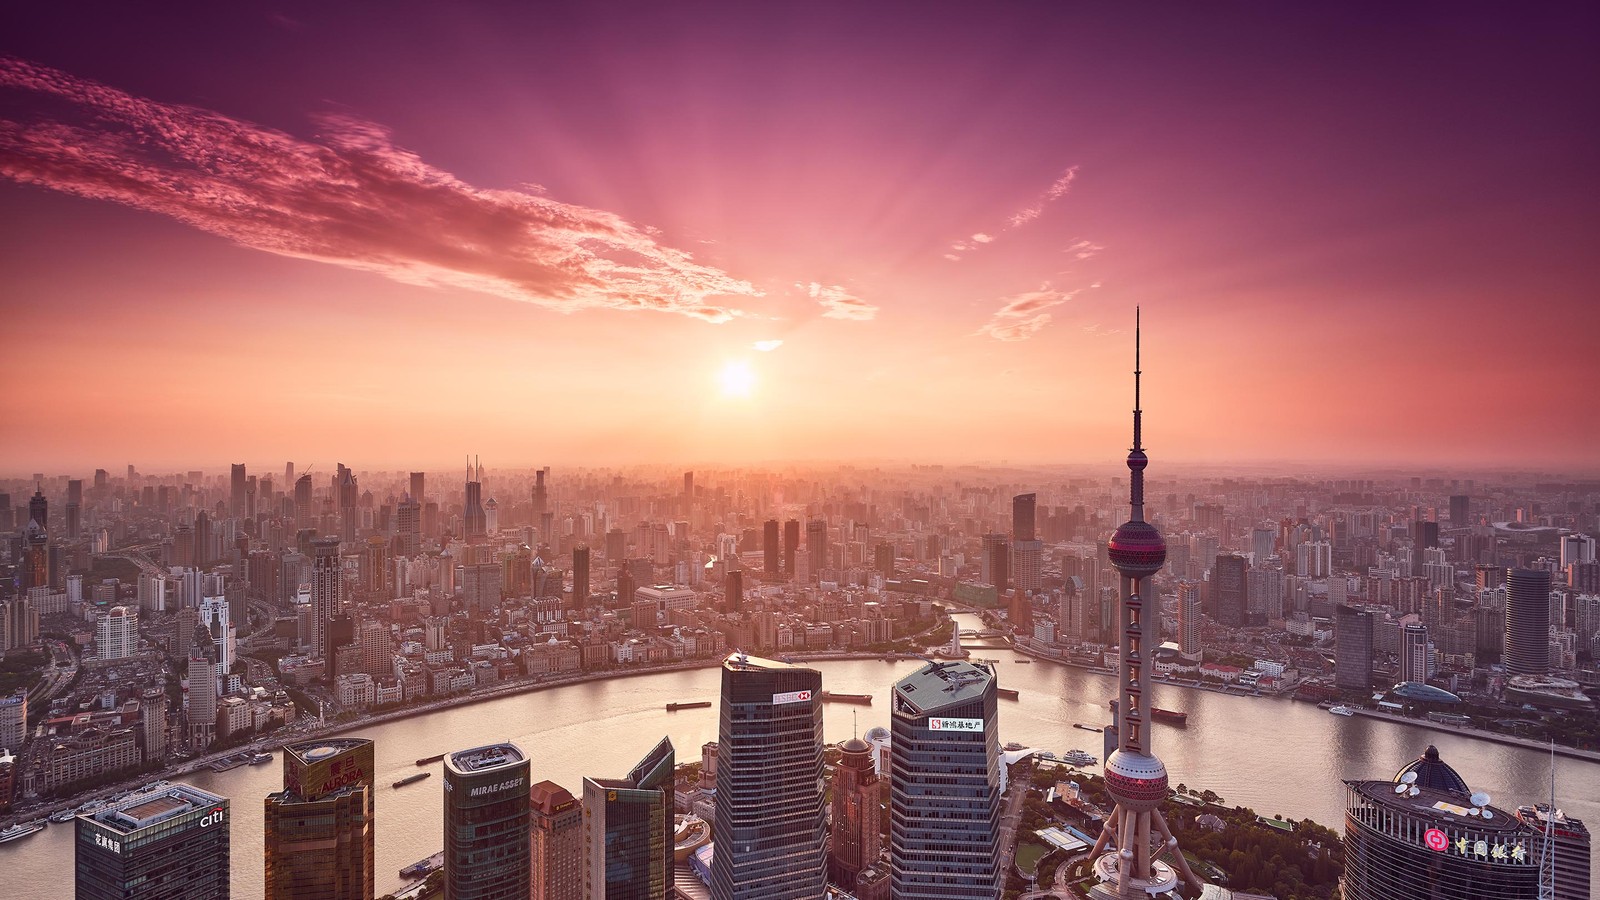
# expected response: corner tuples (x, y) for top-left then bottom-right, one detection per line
(3, 3), (1598, 472)
(2, 6), (1599, 900)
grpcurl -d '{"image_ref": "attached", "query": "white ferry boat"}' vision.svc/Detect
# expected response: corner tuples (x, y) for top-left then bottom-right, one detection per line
(1060, 749), (1098, 767)
(1328, 704), (1355, 716)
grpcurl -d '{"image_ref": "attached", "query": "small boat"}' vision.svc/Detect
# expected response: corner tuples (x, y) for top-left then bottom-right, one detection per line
(1108, 700), (1188, 725)
(1014, 660), (1033, 664)
(1003, 741), (1026, 752)
(400, 851), (445, 880)
(393, 772), (432, 789)
(819, 691), (873, 705)
(49, 809), (77, 823)
(996, 687), (1020, 700)
(1073, 723), (1103, 733)
(250, 752), (273, 765)
(666, 701), (713, 711)
(0, 822), (45, 844)
(1060, 749), (1097, 766)
(1328, 705), (1355, 717)
(416, 754), (445, 766)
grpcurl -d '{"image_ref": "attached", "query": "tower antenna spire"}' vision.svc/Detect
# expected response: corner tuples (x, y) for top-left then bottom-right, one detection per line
(1133, 306), (1142, 452)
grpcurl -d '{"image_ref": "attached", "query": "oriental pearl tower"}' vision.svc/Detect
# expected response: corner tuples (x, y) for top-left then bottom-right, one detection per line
(1087, 311), (1204, 899)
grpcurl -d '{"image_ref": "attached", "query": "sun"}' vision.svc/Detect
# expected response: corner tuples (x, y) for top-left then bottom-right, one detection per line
(718, 360), (756, 397)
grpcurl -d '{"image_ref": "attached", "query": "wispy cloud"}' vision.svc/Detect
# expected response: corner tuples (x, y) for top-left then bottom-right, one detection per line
(0, 57), (760, 322)
(752, 339), (783, 351)
(798, 282), (878, 321)
(1009, 166), (1078, 227)
(945, 166), (1081, 261)
(976, 284), (1082, 341)
(1064, 239), (1104, 260)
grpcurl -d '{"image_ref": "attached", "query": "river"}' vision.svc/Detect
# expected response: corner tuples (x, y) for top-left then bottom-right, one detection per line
(7, 613), (1597, 898)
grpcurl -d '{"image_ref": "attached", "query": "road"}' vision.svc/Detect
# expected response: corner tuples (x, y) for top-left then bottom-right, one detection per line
(997, 760), (1031, 879)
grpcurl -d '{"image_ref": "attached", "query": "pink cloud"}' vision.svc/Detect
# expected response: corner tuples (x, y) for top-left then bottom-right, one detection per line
(0, 57), (759, 322)
(976, 284), (1081, 341)
(1008, 166), (1078, 227)
(799, 282), (878, 321)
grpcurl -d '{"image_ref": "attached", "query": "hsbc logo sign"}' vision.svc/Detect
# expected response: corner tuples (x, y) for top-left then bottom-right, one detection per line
(772, 690), (812, 705)
(928, 717), (983, 732)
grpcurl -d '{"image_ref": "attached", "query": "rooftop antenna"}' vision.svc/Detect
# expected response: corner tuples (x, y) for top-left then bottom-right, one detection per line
(1538, 741), (1555, 900)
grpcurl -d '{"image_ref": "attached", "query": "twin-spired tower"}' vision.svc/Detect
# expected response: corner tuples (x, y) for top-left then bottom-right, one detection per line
(1088, 311), (1205, 899)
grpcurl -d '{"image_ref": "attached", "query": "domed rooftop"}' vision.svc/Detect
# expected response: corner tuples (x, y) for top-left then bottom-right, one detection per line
(839, 737), (872, 754)
(863, 726), (890, 742)
(1394, 745), (1470, 797)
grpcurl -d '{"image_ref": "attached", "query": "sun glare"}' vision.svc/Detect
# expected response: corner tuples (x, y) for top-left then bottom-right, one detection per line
(718, 360), (756, 397)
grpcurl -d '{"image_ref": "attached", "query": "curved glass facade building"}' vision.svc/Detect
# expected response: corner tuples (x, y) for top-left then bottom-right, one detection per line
(1503, 569), (1551, 677)
(1342, 746), (1539, 900)
(444, 743), (531, 900)
(709, 653), (826, 900)
(888, 659), (1000, 900)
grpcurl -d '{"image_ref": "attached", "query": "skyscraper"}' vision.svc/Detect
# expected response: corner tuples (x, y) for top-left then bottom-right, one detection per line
(1088, 312), (1204, 898)
(763, 519), (780, 575)
(464, 458), (486, 541)
(1012, 492), (1037, 542)
(572, 544), (590, 609)
(1176, 581), (1201, 655)
(582, 737), (675, 900)
(783, 519), (800, 578)
(1342, 746), (1539, 899)
(1335, 604), (1375, 692)
(725, 567), (743, 612)
(1211, 554), (1248, 629)
(75, 783), (230, 900)
(187, 628), (217, 750)
(828, 735), (881, 892)
(806, 519), (828, 580)
(1504, 568), (1551, 677)
(264, 739), (376, 900)
(1449, 494), (1470, 528)
(980, 533), (1009, 594)
(96, 606), (138, 660)
(230, 463), (246, 519)
(710, 653), (826, 900)
(294, 474), (314, 528)
(1514, 804), (1590, 900)
(410, 471), (426, 502)
(1400, 622), (1431, 683)
(530, 781), (583, 900)
(444, 743), (532, 900)
(889, 660), (1001, 900)
(310, 537), (343, 657)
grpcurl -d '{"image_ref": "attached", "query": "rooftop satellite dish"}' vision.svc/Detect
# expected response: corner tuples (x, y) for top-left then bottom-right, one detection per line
(1481, 810), (1493, 820)
(1401, 772), (1418, 785)
(1467, 808), (1480, 816)
(1394, 784), (1409, 795)
(1471, 791), (1491, 808)
(1408, 787), (1420, 798)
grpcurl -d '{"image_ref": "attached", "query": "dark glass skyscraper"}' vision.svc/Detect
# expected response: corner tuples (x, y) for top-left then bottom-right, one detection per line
(763, 519), (780, 575)
(782, 519), (799, 577)
(1011, 493), (1036, 542)
(889, 660), (1001, 900)
(572, 544), (590, 609)
(710, 653), (826, 900)
(1335, 604), (1374, 691)
(444, 743), (531, 900)
(264, 738), (375, 900)
(1503, 568), (1551, 677)
(75, 782), (230, 899)
(581, 736), (675, 900)
(1211, 553), (1248, 628)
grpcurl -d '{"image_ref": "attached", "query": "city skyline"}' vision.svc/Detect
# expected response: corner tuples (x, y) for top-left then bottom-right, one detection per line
(4, 4), (1599, 471)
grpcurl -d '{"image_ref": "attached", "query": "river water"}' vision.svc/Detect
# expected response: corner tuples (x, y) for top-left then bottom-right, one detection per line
(7, 613), (1597, 898)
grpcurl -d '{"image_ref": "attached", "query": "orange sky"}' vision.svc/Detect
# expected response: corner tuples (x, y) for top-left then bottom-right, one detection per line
(2, 5), (1597, 475)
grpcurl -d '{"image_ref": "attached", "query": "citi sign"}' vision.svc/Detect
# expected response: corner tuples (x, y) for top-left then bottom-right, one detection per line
(200, 807), (226, 828)
(927, 717), (983, 732)
(772, 690), (812, 706)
